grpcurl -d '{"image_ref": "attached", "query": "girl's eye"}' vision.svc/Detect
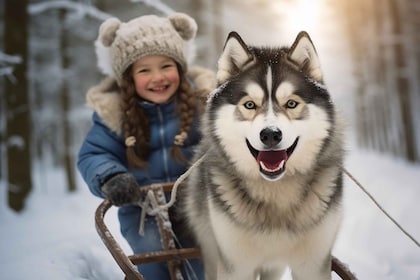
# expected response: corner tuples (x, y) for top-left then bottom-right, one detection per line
(286, 99), (299, 109)
(244, 101), (256, 110)
(162, 64), (175, 69)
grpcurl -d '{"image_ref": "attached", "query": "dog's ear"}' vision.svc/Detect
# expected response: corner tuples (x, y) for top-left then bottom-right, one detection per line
(288, 31), (323, 82)
(217, 32), (254, 84)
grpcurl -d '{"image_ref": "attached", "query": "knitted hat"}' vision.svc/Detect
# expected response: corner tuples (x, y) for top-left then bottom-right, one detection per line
(97, 13), (197, 84)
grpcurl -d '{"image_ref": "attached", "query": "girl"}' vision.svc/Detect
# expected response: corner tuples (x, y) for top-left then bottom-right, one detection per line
(77, 13), (215, 279)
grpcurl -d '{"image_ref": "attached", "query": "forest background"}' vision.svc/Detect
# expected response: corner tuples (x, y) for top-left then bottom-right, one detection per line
(1, 0), (419, 211)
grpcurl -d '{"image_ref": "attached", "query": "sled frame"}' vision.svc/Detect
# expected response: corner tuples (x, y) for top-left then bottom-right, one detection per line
(95, 182), (358, 280)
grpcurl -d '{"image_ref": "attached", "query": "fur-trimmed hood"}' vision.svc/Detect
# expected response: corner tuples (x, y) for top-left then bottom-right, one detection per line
(86, 66), (216, 135)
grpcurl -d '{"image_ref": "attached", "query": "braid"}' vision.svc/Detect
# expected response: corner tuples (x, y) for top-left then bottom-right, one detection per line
(170, 70), (202, 163)
(120, 67), (149, 168)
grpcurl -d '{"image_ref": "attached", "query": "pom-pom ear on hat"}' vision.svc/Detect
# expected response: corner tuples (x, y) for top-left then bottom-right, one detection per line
(169, 13), (197, 41)
(94, 39), (114, 77)
(98, 17), (121, 47)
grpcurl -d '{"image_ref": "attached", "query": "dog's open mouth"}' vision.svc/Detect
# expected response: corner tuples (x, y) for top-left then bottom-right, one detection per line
(246, 137), (299, 180)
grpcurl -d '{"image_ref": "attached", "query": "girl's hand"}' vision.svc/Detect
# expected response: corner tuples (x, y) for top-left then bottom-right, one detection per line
(101, 173), (142, 206)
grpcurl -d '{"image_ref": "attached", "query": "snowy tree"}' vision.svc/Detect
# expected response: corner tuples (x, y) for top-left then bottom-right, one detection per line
(27, 0), (113, 194)
(334, 0), (419, 162)
(3, 0), (31, 212)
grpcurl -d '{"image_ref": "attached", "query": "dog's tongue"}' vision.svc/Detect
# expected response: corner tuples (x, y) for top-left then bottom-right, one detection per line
(257, 150), (287, 170)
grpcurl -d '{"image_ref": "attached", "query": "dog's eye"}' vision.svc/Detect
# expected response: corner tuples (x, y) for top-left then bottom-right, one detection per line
(244, 101), (256, 110)
(286, 99), (299, 109)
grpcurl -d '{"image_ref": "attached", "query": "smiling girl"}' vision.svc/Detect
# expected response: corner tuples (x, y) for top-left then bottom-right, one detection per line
(77, 13), (215, 279)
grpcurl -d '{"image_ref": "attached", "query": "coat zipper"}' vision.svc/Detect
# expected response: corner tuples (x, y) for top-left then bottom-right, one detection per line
(157, 106), (170, 181)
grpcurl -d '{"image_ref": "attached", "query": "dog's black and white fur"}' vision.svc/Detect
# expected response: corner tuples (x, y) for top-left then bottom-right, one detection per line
(181, 31), (345, 280)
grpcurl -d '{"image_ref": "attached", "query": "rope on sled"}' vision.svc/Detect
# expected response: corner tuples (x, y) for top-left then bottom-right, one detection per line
(135, 155), (206, 280)
(137, 153), (207, 234)
(343, 167), (420, 248)
(150, 153), (206, 215)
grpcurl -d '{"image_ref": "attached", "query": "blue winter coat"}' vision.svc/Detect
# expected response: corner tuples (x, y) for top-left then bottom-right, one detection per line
(77, 98), (200, 198)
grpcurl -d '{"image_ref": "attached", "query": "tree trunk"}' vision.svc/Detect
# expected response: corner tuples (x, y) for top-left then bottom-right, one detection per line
(334, 0), (418, 162)
(59, 9), (76, 192)
(389, 0), (418, 162)
(4, 0), (32, 211)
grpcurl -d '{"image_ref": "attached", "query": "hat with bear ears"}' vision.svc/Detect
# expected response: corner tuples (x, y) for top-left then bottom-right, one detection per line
(96, 13), (197, 84)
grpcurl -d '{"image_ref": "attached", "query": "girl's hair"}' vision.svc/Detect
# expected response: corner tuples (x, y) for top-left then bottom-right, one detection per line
(120, 64), (204, 169)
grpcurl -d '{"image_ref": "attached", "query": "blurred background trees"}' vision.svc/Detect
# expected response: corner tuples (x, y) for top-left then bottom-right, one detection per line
(334, 0), (419, 162)
(3, 0), (31, 211)
(1, 0), (419, 211)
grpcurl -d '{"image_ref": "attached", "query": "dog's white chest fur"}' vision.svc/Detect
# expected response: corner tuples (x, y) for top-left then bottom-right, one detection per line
(210, 200), (291, 260)
(208, 198), (342, 278)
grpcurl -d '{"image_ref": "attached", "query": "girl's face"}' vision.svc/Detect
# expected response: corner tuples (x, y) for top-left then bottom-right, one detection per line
(131, 55), (180, 104)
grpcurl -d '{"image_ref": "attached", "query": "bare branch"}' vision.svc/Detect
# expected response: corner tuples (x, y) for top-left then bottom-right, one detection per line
(0, 52), (22, 64)
(28, 0), (112, 21)
(130, 0), (175, 15)
(0, 52), (21, 81)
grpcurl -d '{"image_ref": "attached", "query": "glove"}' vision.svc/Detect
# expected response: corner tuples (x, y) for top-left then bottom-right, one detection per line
(101, 173), (142, 206)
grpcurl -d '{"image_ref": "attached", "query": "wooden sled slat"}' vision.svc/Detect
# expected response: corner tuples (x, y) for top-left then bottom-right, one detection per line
(129, 248), (201, 265)
(95, 199), (144, 280)
(95, 191), (358, 280)
(332, 256), (358, 280)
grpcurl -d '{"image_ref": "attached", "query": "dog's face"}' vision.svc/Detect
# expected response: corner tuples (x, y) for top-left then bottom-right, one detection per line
(208, 32), (334, 181)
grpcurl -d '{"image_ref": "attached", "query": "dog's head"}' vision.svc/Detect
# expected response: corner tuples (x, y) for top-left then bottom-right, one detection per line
(206, 31), (335, 182)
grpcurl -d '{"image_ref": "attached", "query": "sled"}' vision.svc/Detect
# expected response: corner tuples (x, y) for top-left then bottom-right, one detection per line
(95, 182), (358, 280)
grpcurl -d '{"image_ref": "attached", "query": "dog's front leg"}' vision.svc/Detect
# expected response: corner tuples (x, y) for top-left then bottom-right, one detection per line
(259, 266), (286, 280)
(290, 255), (332, 280)
(215, 259), (256, 280)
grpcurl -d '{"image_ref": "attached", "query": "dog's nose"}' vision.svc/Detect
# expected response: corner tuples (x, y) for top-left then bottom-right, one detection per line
(260, 127), (282, 148)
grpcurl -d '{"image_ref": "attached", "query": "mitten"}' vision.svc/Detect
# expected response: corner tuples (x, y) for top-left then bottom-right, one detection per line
(101, 173), (142, 206)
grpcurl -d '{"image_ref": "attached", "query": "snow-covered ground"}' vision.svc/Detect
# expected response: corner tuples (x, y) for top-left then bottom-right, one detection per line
(0, 172), (126, 280)
(0, 147), (419, 280)
(1, 1), (419, 279)
(336, 148), (420, 280)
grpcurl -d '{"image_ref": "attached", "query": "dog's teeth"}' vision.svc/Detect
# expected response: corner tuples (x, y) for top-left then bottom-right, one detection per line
(259, 160), (284, 172)
(259, 162), (267, 171)
(279, 160), (285, 170)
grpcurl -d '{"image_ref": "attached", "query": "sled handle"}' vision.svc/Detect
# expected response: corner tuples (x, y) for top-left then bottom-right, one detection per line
(332, 256), (358, 280)
(95, 199), (145, 280)
(94, 182), (197, 280)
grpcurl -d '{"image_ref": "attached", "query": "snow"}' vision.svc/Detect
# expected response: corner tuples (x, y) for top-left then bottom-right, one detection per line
(1, 0), (419, 279)
(1, 147), (419, 280)
(337, 149), (420, 279)
(0, 173), (127, 280)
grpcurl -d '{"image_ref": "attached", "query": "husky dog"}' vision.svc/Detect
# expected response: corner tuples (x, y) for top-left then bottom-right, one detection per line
(181, 31), (345, 280)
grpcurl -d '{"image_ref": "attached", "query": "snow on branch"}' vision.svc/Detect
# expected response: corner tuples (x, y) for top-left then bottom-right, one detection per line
(130, 0), (175, 16)
(28, 0), (112, 21)
(0, 52), (22, 82)
(0, 67), (14, 75)
(0, 52), (22, 65)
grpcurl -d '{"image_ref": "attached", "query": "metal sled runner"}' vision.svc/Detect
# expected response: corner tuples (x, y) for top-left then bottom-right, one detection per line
(95, 182), (358, 280)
